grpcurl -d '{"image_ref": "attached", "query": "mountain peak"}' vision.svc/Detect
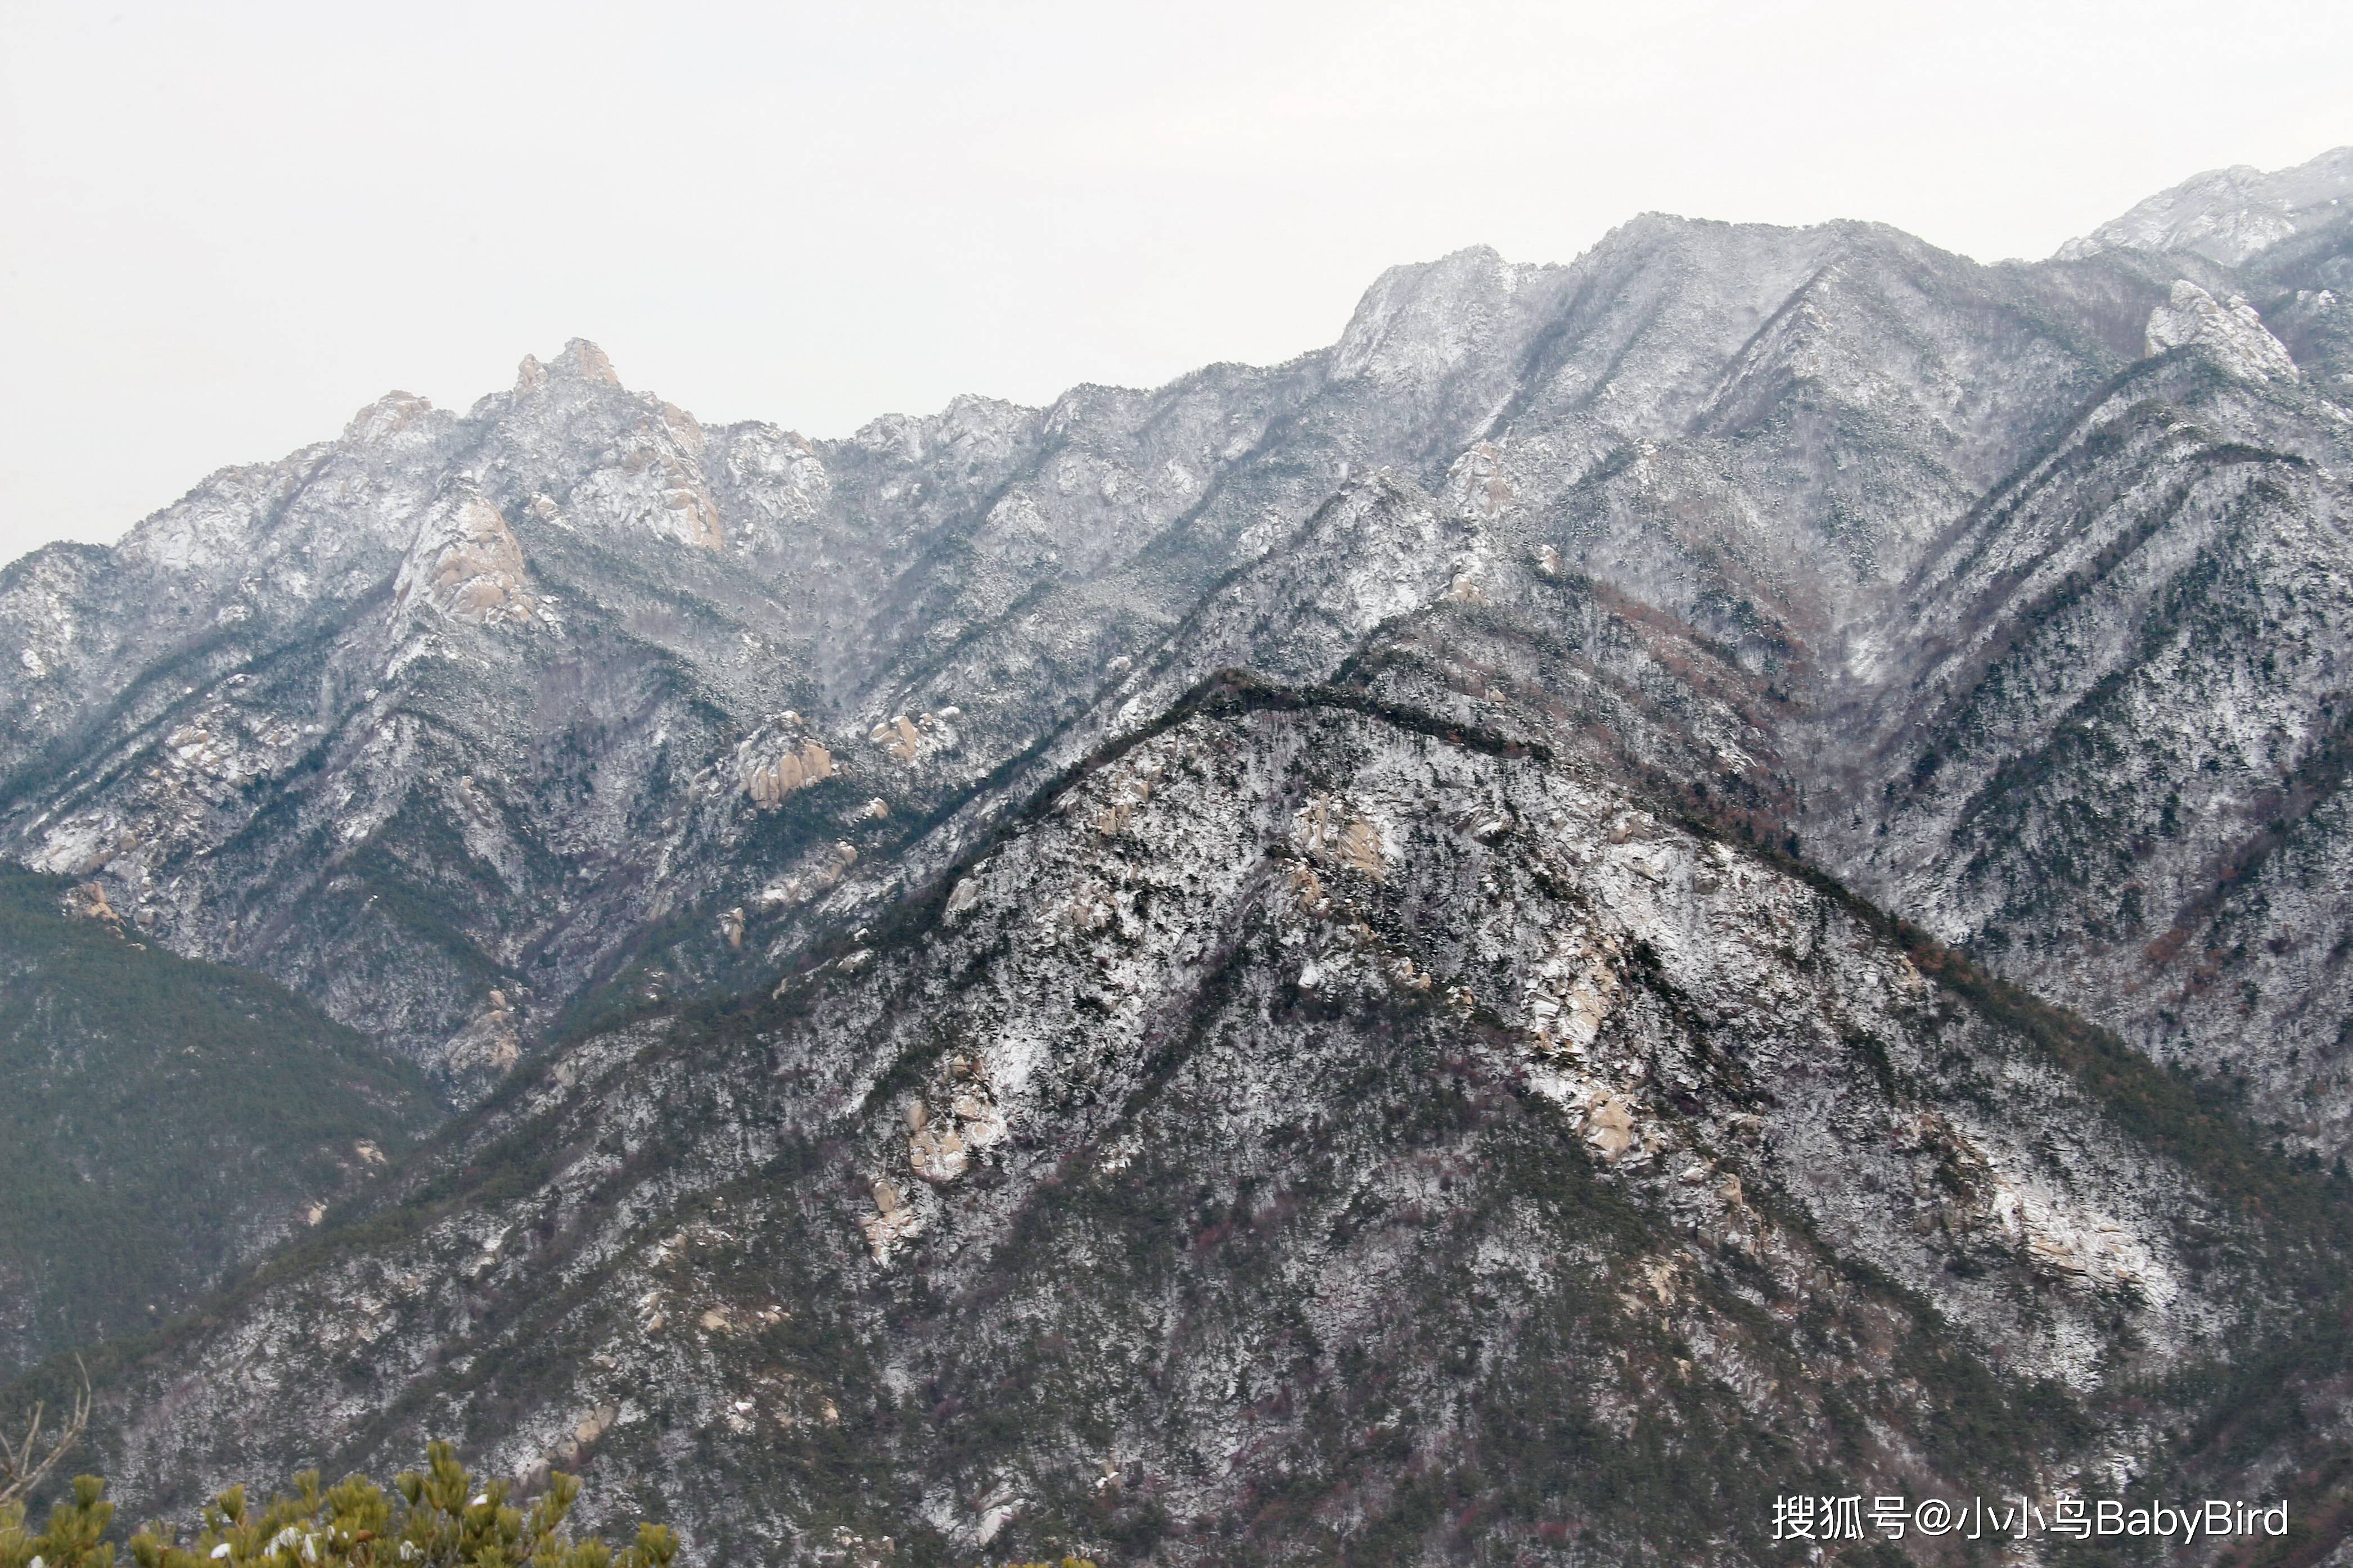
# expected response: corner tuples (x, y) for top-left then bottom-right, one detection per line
(553, 337), (621, 385)
(341, 390), (435, 445)
(1331, 245), (1540, 385)
(2056, 144), (2353, 265)
(515, 338), (624, 394)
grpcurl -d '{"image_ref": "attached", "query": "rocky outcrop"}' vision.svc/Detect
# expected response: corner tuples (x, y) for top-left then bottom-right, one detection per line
(2145, 279), (2301, 381)
(439, 987), (525, 1079)
(900, 1059), (1007, 1189)
(392, 489), (540, 629)
(1292, 793), (1386, 878)
(866, 710), (959, 766)
(736, 715), (833, 808)
(61, 878), (123, 931)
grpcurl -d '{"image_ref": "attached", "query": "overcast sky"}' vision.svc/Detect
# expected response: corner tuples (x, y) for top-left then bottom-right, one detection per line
(2, 0), (2347, 566)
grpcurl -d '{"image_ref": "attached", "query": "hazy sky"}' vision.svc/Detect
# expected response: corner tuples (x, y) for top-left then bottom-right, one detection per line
(2, 0), (2347, 566)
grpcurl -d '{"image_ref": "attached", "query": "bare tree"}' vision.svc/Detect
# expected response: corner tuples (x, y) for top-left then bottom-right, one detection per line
(0, 1358), (90, 1509)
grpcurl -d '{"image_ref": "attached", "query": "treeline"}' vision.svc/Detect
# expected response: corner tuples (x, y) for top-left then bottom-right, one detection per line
(2, 1443), (675, 1568)
(2, 1436), (1104, 1568)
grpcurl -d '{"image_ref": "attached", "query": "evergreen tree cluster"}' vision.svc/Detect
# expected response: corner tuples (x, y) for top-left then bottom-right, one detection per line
(0, 1444), (676, 1568)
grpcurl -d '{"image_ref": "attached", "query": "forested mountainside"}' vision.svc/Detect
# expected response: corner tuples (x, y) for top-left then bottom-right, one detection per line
(4, 146), (2353, 1565)
(0, 867), (432, 1373)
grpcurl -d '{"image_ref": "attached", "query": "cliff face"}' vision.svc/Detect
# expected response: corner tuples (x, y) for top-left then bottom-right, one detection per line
(8, 150), (2353, 1564)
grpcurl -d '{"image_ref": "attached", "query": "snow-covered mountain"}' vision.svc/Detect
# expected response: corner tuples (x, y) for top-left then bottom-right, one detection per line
(8, 147), (2353, 1566)
(2058, 145), (2353, 265)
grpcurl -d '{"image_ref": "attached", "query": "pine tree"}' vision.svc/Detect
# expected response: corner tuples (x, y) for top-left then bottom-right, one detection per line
(0, 1443), (677, 1568)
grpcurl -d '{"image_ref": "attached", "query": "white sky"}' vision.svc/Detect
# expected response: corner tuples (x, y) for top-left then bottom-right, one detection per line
(2, 0), (2347, 566)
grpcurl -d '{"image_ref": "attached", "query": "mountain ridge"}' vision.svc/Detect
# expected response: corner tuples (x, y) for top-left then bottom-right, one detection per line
(2057, 144), (2353, 265)
(8, 147), (2353, 1563)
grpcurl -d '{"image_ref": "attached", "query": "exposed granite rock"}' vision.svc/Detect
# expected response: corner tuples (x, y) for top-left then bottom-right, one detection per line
(392, 489), (540, 629)
(2145, 279), (2301, 382)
